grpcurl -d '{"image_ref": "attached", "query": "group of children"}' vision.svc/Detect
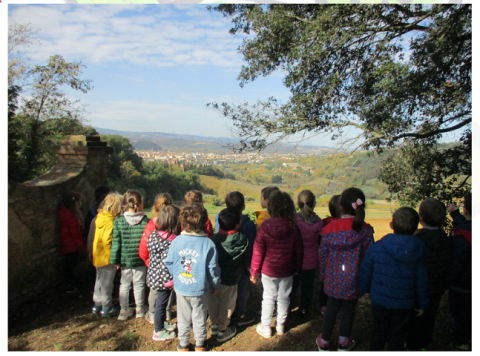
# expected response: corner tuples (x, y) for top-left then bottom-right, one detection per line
(57, 184), (472, 351)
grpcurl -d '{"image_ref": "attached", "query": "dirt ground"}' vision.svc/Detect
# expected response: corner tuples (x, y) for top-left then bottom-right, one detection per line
(8, 271), (459, 352)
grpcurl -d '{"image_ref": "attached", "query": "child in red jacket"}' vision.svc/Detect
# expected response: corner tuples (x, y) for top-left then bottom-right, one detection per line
(57, 191), (86, 293)
(250, 190), (303, 338)
(139, 193), (173, 324)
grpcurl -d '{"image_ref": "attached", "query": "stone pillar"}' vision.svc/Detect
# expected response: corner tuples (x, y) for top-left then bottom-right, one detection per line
(8, 135), (112, 305)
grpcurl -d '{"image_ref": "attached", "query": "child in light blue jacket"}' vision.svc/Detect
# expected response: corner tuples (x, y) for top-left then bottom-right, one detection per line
(164, 203), (220, 351)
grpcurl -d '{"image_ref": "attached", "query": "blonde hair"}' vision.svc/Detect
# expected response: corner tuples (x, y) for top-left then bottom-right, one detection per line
(103, 193), (123, 217)
(153, 193), (173, 213)
(184, 190), (203, 204)
(297, 190), (316, 224)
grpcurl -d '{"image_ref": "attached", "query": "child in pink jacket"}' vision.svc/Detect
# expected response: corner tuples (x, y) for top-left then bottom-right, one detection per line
(289, 190), (323, 319)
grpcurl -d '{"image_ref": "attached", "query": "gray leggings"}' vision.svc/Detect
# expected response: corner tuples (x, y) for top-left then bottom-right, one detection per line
(321, 296), (358, 341)
(148, 287), (176, 315)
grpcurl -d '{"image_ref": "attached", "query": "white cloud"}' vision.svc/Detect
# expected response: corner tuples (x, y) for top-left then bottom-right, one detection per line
(8, 4), (243, 68)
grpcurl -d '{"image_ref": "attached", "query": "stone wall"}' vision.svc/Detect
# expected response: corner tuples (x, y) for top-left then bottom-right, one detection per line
(8, 136), (112, 305)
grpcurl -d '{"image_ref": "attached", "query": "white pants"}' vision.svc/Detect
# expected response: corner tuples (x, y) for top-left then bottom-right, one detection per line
(93, 264), (116, 309)
(261, 274), (293, 327)
(119, 266), (146, 310)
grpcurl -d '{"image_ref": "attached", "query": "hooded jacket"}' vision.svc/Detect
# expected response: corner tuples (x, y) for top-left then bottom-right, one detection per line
(215, 213), (257, 263)
(254, 210), (270, 230)
(92, 210), (117, 267)
(448, 210), (472, 291)
(359, 233), (429, 310)
(164, 231), (221, 296)
(211, 230), (249, 285)
(57, 206), (86, 254)
(250, 217), (303, 278)
(139, 217), (158, 267)
(110, 212), (149, 268)
(415, 227), (452, 296)
(319, 217), (374, 299)
(296, 213), (324, 270)
(146, 230), (176, 291)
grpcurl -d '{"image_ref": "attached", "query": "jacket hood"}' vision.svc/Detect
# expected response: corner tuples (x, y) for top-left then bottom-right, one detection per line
(380, 233), (425, 263)
(96, 210), (116, 229)
(124, 211), (146, 225)
(213, 231), (248, 260)
(57, 206), (75, 222)
(158, 230), (177, 242)
(261, 217), (296, 241)
(322, 218), (366, 248)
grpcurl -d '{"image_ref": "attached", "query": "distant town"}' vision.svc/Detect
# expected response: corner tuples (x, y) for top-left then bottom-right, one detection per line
(134, 149), (330, 174)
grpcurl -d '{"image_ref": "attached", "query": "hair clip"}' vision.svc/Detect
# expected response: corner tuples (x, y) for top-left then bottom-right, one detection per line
(352, 198), (363, 210)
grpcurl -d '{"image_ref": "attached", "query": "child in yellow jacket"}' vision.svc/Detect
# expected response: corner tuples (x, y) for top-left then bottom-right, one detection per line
(92, 193), (123, 317)
(255, 187), (279, 230)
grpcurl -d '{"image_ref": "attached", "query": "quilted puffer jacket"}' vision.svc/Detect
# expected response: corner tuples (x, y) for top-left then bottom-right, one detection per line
(319, 217), (374, 299)
(415, 227), (452, 296)
(57, 206), (86, 254)
(139, 217), (157, 267)
(296, 213), (323, 270)
(110, 212), (150, 268)
(250, 217), (303, 278)
(359, 233), (429, 310)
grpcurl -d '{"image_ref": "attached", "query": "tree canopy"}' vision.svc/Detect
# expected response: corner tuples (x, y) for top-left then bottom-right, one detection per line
(209, 4), (471, 205)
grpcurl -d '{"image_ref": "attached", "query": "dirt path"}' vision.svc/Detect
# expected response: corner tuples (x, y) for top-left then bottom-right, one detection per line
(9, 277), (457, 352)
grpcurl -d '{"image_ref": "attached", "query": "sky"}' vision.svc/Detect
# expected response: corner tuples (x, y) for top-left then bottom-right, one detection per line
(8, 5), (315, 143)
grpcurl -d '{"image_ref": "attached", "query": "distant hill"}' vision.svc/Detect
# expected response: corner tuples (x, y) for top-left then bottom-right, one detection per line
(131, 140), (162, 151)
(95, 127), (335, 154)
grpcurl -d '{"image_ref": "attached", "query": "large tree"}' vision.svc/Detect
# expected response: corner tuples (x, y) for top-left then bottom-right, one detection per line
(209, 4), (471, 204)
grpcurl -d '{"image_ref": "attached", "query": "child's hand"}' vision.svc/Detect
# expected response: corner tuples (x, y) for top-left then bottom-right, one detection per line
(250, 275), (257, 284)
(114, 264), (120, 270)
(414, 309), (424, 317)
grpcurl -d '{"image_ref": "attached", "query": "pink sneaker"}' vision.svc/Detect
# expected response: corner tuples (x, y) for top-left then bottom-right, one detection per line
(338, 336), (355, 351)
(316, 334), (330, 351)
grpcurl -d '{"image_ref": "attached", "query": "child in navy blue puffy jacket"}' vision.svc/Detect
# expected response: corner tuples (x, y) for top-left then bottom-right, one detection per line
(359, 207), (429, 351)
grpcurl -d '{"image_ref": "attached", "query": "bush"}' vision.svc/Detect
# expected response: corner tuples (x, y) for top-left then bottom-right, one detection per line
(244, 195), (255, 201)
(203, 194), (223, 206)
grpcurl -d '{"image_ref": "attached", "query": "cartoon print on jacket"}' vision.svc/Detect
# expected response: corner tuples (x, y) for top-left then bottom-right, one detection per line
(181, 256), (197, 277)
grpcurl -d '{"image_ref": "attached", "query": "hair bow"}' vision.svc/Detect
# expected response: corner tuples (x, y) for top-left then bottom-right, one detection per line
(352, 198), (363, 210)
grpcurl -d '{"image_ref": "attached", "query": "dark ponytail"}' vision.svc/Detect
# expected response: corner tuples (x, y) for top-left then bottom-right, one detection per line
(340, 187), (366, 232)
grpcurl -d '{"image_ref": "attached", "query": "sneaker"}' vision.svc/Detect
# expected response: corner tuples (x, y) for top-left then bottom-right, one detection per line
(100, 305), (120, 317)
(338, 336), (356, 351)
(316, 334), (330, 351)
(210, 324), (219, 335)
(92, 304), (102, 314)
(195, 343), (207, 352)
(117, 308), (135, 321)
(217, 326), (236, 343)
(144, 311), (155, 324)
(136, 306), (147, 318)
(177, 344), (189, 351)
(236, 315), (256, 327)
(152, 329), (176, 342)
(256, 324), (272, 339)
(165, 321), (176, 332)
(276, 324), (284, 335)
